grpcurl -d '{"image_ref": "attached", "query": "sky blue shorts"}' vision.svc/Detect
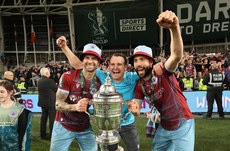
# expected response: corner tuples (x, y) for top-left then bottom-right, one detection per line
(50, 121), (98, 151)
(152, 119), (195, 151)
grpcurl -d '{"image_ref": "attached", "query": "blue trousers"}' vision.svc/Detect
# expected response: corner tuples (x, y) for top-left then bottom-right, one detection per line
(50, 121), (97, 151)
(152, 119), (195, 151)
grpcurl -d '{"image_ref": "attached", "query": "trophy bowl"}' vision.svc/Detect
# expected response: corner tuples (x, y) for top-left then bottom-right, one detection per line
(93, 96), (122, 130)
(91, 73), (123, 145)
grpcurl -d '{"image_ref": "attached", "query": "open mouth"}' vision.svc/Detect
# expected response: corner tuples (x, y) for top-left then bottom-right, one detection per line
(137, 67), (145, 72)
(113, 72), (120, 74)
(111, 71), (122, 77)
(136, 67), (146, 76)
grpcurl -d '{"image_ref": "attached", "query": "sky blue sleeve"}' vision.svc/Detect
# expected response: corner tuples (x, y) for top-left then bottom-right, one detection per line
(96, 69), (107, 84)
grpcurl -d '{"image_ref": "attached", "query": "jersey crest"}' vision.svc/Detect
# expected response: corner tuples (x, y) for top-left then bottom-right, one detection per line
(9, 111), (18, 118)
(151, 75), (158, 84)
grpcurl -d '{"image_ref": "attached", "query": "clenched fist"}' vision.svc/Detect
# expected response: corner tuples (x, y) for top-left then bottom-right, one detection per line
(157, 10), (179, 29)
(56, 36), (67, 48)
(74, 98), (89, 112)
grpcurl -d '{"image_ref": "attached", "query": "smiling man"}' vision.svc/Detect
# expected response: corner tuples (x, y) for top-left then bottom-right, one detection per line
(129, 10), (195, 151)
(50, 41), (102, 151)
(96, 53), (141, 151)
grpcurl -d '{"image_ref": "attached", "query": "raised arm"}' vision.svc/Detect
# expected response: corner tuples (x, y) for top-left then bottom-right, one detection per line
(157, 10), (183, 72)
(56, 36), (83, 69)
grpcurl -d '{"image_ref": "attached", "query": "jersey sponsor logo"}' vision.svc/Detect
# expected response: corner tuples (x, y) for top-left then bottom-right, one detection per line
(154, 88), (164, 100)
(69, 94), (82, 103)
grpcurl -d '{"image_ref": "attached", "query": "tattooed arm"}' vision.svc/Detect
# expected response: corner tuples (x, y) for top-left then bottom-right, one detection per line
(56, 90), (88, 112)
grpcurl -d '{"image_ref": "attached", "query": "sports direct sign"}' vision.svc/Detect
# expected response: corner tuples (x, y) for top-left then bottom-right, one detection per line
(119, 18), (146, 32)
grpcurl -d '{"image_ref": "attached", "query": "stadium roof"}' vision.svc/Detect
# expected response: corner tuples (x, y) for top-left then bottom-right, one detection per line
(0, 0), (136, 16)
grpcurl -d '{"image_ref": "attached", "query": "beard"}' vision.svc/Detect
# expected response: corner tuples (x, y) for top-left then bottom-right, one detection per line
(135, 65), (152, 79)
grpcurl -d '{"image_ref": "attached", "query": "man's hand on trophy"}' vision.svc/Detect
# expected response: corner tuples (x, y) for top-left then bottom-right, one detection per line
(75, 98), (89, 112)
(56, 36), (67, 48)
(127, 100), (140, 116)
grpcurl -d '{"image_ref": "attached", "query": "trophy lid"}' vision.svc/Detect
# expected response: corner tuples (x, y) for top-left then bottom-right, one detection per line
(93, 72), (123, 100)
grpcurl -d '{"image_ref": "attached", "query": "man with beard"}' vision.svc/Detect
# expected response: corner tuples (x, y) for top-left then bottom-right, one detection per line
(50, 41), (102, 151)
(56, 36), (143, 151)
(129, 10), (194, 151)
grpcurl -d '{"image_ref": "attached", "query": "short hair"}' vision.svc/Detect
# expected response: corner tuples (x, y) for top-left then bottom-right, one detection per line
(3, 71), (14, 78)
(40, 67), (50, 76)
(109, 53), (128, 65)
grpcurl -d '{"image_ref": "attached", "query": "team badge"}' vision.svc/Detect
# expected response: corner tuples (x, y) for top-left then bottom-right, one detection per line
(91, 88), (97, 95)
(151, 75), (158, 84)
(9, 111), (17, 117)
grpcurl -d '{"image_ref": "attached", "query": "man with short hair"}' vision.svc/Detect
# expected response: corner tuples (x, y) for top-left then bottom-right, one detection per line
(202, 62), (227, 119)
(38, 67), (57, 140)
(97, 53), (140, 151)
(50, 41), (102, 151)
(3, 71), (21, 101)
(129, 10), (195, 151)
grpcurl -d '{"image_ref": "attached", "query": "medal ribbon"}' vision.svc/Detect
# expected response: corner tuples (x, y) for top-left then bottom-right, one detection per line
(80, 70), (96, 97)
(140, 79), (155, 106)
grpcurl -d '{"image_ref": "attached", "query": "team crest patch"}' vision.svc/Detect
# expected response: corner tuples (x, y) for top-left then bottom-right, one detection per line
(76, 83), (80, 88)
(91, 88), (97, 95)
(9, 111), (17, 117)
(151, 75), (158, 84)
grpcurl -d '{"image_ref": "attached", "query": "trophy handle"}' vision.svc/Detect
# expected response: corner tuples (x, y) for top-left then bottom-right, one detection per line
(120, 102), (132, 122)
(85, 100), (101, 130)
(121, 111), (131, 122)
(85, 110), (101, 130)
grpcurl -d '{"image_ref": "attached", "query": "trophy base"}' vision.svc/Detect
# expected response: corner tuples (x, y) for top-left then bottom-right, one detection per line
(96, 130), (120, 145)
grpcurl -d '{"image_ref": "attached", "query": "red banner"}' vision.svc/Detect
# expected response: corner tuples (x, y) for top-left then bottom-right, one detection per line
(31, 16), (36, 44)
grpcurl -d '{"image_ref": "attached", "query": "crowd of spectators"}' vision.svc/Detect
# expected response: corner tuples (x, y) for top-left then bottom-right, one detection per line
(162, 50), (230, 91)
(3, 50), (230, 94)
(6, 61), (73, 93)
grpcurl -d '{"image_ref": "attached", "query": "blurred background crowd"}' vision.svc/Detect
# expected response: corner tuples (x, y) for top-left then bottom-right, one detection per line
(3, 49), (230, 94)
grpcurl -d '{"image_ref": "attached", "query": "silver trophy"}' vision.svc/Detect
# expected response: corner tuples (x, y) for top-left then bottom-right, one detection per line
(91, 72), (123, 148)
